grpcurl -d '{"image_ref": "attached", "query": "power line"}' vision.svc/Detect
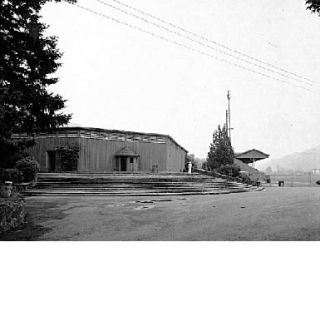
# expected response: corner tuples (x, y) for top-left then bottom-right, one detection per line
(74, 3), (316, 93)
(95, 0), (314, 87)
(73, 3), (317, 94)
(108, 0), (319, 86)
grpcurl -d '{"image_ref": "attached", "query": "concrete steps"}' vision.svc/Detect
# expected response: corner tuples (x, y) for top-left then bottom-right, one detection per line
(23, 172), (263, 196)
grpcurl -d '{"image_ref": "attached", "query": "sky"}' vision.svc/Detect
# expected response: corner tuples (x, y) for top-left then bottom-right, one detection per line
(41, 0), (320, 162)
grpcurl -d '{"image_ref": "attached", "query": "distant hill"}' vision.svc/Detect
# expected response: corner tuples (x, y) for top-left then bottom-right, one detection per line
(258, 145), (320, 172)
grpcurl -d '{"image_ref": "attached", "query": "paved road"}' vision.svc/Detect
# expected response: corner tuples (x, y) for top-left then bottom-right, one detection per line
(6, 187), (320, 240)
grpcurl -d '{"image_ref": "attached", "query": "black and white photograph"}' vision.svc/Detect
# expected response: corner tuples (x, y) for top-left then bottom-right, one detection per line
(1, 1), (320, 309)
(1, 0), (320, 241)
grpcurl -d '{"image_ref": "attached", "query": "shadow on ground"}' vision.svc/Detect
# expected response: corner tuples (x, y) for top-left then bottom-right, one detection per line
(0, 214), (51, 241)
(0, 200), (71, 241)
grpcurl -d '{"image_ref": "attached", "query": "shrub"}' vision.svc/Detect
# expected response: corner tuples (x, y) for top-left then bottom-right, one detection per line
(0, 168), (23, 183)
(202, 161), (208, 171)
(0, 195), (25, 234)
(56, 145), (79, 171)
(219, 164), (240, 177)
(15, 157), (40, 182)
(239, 174), (252, 185)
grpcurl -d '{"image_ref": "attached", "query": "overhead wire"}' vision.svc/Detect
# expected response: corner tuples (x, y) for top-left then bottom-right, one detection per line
(73, 3), (317, 94)
(107, 0), (319, 86)
(94, 0), (314, 87)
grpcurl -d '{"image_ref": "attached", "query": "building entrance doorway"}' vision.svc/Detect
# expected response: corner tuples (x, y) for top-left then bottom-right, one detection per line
(120, 157), (127, 171)
(115, 147), (139, 172)
(47, 151), (56, 172)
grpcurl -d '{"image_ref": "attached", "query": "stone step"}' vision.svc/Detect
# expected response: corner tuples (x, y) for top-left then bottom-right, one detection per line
(37, 172), (196, 177)
(24, 184), (261, 196)
(36, 172), (216, 182)
(29, 185), (251, 191)
(34, 182), (250, 190)
(23, 187), (262, 197)
(24, 172), (262, 196)
(36, 178), (226, 184)
(37, 177), (217, 183)
(35, 181), (237, 188)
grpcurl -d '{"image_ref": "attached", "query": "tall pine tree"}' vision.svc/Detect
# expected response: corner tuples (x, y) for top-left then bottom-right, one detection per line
(206, 124), (234, 171)
(0, 0), (75, 167)
(306, 0), (320, 15)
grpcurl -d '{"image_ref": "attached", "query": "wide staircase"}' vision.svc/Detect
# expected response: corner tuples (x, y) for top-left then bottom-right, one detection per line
(23, 172), (263, 196)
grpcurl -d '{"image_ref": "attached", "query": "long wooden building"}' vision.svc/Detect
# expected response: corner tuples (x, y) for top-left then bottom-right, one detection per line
(14, 127), (188, 173)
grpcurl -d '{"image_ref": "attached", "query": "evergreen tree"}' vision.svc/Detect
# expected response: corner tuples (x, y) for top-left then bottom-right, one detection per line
(306, 0), (320, 15)
(206, 125), (234, 171)
(0, 0), (75, 168)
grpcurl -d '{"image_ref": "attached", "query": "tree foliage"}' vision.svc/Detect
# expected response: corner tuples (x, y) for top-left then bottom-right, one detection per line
(306, 0), (320, 15)
(206, 125), (234, 171)
(0, 138), (34, 168)
(0, 0), (76, 168)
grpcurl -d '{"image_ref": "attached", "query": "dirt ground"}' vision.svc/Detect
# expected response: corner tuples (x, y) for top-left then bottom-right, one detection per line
(2, 187), (320, 241)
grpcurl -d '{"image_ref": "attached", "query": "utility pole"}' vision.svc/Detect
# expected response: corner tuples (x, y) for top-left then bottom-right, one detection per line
(226, 90), (233, 144)
(225, 109), (229, 136)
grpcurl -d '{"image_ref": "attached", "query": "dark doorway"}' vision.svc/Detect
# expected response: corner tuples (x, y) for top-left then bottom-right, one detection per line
(47, 151), (56, 172)
(120, 157), (127, 171)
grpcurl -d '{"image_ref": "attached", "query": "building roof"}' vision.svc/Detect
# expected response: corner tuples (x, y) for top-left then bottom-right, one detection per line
(115, 147), (139, 157)
(14, 126), (188, 153)
(235, 149), (269, 163)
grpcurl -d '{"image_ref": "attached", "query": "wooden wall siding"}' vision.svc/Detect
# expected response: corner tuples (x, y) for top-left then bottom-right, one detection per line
(17, 129), (186, 172)
(27, 136), (80, 172)
(166, 138), (186, 172)
(78, 137), (167, 172)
